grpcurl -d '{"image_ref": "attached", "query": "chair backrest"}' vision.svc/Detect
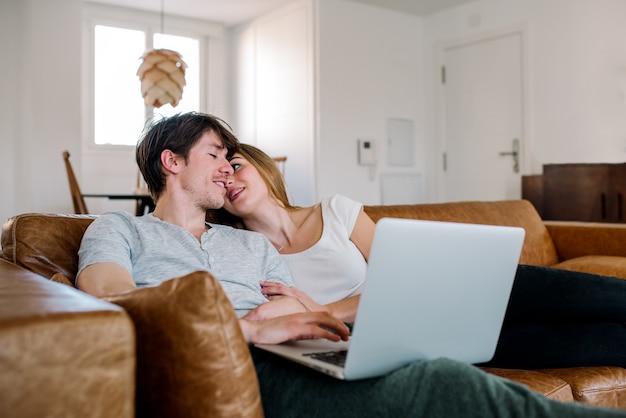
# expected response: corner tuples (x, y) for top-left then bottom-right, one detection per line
(62, 150), (89, 214)
(272, 156), (287, 175)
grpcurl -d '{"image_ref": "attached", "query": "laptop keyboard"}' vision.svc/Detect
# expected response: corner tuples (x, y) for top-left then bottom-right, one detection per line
(303, 350), (348, 367)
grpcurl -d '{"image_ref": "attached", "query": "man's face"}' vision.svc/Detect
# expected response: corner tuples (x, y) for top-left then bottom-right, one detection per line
(178, 130), (234, 210)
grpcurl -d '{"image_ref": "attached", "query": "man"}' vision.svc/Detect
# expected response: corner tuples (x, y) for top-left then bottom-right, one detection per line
(78, 112), (347, 344)
(77, 112), (625, 417)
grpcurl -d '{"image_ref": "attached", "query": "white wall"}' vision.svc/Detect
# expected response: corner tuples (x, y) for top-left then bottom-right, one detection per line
(1, 0), (82, 225)
(316, 0), (425, 205)
(4, 0), (626, 226)
(235, 0), (626, 206)
(232, 0), (425, 206)
(423, 0), (626, 201)
(230, 0), (316, 206)
(0, 0), (19, 226)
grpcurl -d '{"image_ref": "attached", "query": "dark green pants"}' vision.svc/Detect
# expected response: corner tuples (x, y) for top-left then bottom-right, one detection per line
(252, 348), (626, 418)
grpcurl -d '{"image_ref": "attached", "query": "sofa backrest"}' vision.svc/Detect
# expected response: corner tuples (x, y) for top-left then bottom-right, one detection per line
(2, 200), (558, 283)
(1, 213), (95, 284)
(363, 200), (559, 266)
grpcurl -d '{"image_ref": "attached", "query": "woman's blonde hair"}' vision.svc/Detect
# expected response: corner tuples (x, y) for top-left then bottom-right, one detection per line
(206, 143), (297, 227)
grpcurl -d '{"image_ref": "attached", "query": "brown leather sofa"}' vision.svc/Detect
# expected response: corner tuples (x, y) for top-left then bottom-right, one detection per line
(364, 200), (626, 407)
(2, 199), (626, 414)
(0, 258), (135, 418)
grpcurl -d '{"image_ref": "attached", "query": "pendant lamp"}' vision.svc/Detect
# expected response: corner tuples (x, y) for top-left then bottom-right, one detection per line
(136, 0), (187, 108)
(137, 49), (187, 108)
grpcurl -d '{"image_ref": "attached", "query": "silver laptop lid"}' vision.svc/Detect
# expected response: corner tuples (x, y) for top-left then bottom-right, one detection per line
(342, 218), (525, 380)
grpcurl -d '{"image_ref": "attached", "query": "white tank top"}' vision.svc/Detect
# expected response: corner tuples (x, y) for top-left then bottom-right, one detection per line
(280, 195), (367, 304)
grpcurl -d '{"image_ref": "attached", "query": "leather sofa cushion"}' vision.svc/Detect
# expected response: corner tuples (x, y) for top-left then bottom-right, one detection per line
(540, 367), (626, 408)
(552, 256), (626, 280)
(364, 200), (559, 266)
(480, 367), (574, 402)
(0, 259), (135, 418)
(545, 221), (626, 260)
(104, 270), (263, 418)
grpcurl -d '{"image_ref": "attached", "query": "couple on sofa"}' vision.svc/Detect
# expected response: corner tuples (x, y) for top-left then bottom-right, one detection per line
(77, 111), (626, 417)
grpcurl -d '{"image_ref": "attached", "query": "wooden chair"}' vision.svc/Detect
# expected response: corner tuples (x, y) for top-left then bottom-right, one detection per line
(134, 170), (152, 216)
(62, 150), (89, 214)
(272, 156), (287, 175)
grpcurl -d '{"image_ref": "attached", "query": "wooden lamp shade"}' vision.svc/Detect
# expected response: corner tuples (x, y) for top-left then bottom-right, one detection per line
(137, 49), (187, 108)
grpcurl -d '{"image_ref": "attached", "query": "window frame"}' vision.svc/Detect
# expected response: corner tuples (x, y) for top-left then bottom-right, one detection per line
(82, 3), (224, 151)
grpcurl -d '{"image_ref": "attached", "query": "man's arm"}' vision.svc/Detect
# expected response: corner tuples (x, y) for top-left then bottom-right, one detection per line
(78, 262), (348, 344)
(77, 212), (138, 297)
(77, 263), (137, 297)
(239, 312), (350, 344)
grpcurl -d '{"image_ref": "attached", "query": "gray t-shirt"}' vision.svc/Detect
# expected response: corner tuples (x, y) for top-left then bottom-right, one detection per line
(77, 210), (294, 317)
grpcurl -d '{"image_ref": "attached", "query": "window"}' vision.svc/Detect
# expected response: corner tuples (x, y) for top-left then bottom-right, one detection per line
(94, 25), (146, 146)
(93, 26), (200, 146)
(84, 5), (217, 147)
(152, 33), (200, 118)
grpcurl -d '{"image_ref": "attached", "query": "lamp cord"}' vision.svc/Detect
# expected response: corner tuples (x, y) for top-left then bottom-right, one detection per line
(160, 0), (164, 34)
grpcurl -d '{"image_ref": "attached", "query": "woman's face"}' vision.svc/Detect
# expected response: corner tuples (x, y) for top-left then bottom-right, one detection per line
(223, 152), (270, 217)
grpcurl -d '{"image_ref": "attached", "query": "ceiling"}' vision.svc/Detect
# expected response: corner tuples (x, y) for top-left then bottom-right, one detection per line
(86, 0), (475, 26)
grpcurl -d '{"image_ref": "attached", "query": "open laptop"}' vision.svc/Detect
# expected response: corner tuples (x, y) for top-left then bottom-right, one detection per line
(254, 217), (525, 380)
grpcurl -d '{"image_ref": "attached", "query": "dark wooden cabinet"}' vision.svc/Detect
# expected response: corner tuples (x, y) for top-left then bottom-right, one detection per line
(521, 174), (544, 218)
(522, 163), (626, 222)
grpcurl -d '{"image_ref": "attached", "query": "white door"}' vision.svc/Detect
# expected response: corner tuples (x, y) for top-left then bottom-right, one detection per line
(441, 32), (524, 202)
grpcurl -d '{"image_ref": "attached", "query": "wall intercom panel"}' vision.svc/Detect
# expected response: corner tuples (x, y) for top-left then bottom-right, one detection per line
(357, 139), (376, 166)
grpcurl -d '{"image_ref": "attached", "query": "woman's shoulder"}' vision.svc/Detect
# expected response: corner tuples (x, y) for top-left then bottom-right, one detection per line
(324, 194), (363, 211)
(319, 195), (363, 231)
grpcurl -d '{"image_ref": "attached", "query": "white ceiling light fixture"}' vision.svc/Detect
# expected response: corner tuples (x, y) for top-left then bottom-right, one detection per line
(136, 0), (187, 108)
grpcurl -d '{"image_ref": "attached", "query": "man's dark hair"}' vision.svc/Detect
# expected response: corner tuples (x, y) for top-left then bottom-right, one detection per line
(136, 112), (240, 200)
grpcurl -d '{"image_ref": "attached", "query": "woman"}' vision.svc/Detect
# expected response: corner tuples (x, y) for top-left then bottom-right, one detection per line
(208, 143), (626, 369)
(210, 143), (372, 323)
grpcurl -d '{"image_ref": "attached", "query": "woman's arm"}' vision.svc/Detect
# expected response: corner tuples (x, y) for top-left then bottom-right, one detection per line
(326, 295), (360, 323)
(258, 282), (360, 323)
(318, 209), (374, 322)
(349, 210), (377, 261)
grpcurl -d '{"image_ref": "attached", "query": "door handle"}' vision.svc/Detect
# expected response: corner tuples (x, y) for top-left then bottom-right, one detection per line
(499, 138), (520, 173)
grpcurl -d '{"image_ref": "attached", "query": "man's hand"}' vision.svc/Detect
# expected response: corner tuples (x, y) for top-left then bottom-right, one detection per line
(260, 281), (327, 314)
(243, 295), (310, 321)
(239, 311), (350, 345)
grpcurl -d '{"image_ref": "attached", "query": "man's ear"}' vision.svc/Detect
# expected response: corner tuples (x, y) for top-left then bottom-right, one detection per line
(160, 150), (182, 174)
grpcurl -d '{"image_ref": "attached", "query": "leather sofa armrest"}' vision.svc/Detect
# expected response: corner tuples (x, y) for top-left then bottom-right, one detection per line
(0, 259), (135, 418)
(104, 270), (263, 418)
(544, 221), (626, 260)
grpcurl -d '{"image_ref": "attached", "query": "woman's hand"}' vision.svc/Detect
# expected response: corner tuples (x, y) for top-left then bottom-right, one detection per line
(244, 296), (308, 321)
(260, 281), (328, 314)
